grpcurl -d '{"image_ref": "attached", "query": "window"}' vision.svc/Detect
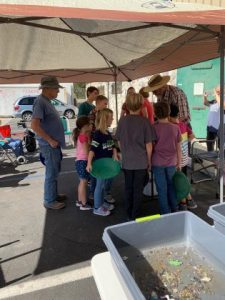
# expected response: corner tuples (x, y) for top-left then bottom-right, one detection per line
(74, 83), (86, 99)
(98, 85), (105, 95)
(19, 97), (36, 105)
(111, 82), (122, 94)
(51, 99), (64, 106)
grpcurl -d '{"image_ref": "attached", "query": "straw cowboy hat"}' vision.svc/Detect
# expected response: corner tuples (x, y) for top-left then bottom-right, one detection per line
(144, 74), (170, 92)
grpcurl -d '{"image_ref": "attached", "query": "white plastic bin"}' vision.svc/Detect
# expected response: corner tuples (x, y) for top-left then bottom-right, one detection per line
(103, 211), (225, 300)
(208, 202), (225, 235)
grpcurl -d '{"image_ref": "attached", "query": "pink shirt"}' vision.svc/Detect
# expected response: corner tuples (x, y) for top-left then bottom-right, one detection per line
(152, 122), (181, 167)
(76, 133), (89, 161)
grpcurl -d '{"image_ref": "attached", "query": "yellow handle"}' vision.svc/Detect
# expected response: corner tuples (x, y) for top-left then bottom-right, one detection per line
(135, 214), (160, 223)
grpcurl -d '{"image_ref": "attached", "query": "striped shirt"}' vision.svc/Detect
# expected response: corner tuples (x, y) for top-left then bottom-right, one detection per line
(177, 121), (193, 167)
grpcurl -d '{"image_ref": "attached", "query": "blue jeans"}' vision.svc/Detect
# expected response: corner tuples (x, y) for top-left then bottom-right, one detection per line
(152, 166), (177, 214)
(3, 139), (24, 157)
(105, 178), (113, 195)
(94, 178), (107, 209)
(89, 175), (96, 195)
(39, 145), (62, 205)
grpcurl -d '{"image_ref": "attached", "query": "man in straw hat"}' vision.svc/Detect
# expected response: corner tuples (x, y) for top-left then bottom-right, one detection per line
(144, 74), (190, 123)
(31, 76), (66, 210)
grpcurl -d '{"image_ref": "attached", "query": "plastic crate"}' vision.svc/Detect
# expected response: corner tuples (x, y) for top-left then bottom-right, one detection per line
(208, 202), (225, 235)
(103, 211), (225, 299)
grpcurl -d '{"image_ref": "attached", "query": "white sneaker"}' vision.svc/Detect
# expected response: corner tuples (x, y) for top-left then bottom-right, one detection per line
(80, 203), (93, 211)
(93, 206), (110, 216)
(75, 201), (82, 207)
(103, 202), (115, 211)
(104, 194), (116, 204)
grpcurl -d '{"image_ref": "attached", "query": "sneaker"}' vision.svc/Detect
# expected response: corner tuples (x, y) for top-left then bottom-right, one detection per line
(93, 206), (111, 216)
(179, 203), (187, 211)
(57, 194), (67, 202)
(80, 203), (93, 211)
(187, 199), (197, 209)
(76, 201), (82, 207)
(104, 194), (116, 204)
(44, 201), (65, 210)
(103, 201), (115, 211)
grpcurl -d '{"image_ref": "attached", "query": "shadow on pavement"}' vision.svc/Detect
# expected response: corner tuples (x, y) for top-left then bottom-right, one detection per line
(0, 150), (218, 289)
(33, 157), (116, 274)
(33, 157), (162, 276)
(0, 240), (34, 288)
(0, 171), (37, 188)
(33, 156), (217, 276)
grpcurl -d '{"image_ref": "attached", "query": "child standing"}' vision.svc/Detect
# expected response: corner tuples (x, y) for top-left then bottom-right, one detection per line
(88, 95), (115, 204)
(86, 108), (118, 216)
(116, 93), (155, 220)
(169, 104), (197, 210)
(89, 95), (108, 132)
(73, 116), (93, 210)
(152, 102), (182, 215)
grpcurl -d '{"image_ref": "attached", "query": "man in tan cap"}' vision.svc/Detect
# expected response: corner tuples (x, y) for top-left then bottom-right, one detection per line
(31, 76), (66, 210)
(144, 74), (190, 123)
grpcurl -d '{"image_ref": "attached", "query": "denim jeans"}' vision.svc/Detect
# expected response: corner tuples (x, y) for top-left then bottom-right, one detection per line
(152, 166), (177, 214)
(123, 169), (147, 220)
(89, 175), (96, 195)
(94, 178), (106, 209)
(39, 145), (62, 205)
(105, 178), (113, 195)
(3, 139), (24, 157)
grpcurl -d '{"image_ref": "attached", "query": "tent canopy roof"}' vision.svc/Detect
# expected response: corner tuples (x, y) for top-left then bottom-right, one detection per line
(0, 1), (224, 83)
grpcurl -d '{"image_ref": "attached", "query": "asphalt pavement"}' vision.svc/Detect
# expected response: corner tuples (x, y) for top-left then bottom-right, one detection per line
(0, 118), (220, 299)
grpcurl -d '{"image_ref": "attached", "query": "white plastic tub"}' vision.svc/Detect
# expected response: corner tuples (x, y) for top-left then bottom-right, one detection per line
(208, 202), (225, 235)
(103, 211), (225, 300)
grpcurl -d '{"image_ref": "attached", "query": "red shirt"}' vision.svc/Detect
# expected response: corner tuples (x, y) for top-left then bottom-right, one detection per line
(142, 98), (154, 124)
(122, 100), (154, 124)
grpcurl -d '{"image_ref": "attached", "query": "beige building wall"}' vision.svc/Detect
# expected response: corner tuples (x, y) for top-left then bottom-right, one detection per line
(88, 70), (177, 127)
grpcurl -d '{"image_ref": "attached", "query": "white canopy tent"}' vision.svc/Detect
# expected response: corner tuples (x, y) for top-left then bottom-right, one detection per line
(0, 1), (224, 83)
(0, 0), (225, 200)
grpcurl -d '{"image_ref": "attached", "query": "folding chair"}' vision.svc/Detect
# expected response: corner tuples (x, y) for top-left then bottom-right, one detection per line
(0, 126), (27, 166)
(60, 116), (73, 145)
(190, 138), (219, 184)
(0, 141), (18, 166)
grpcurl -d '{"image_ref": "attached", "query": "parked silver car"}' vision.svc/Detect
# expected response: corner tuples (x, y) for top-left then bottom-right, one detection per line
(13, 96), (78, 121)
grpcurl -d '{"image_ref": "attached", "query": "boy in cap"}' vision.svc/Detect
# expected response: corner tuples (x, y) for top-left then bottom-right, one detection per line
(31, 76), (66, 210)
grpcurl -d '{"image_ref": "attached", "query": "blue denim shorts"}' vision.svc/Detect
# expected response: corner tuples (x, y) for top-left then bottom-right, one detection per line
(75, 160), (90, 180)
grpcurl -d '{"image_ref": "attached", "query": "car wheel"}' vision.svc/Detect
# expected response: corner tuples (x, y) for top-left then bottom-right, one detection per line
(22, 112), (32, 121)
(64, 109), (75, 119)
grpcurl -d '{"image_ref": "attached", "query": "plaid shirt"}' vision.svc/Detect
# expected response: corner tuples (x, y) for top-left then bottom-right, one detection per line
(157, 85), (191, 122)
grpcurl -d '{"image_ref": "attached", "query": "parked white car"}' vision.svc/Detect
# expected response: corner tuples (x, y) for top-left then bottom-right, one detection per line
(13, 96), (78, 121)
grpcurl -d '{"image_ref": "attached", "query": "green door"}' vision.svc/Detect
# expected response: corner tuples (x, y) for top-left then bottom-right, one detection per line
(176, 58), (220, 138)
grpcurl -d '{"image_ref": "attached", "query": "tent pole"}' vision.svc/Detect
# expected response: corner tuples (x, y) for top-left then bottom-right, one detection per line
(219, 25), (225, 203)
(114, 69), (118, 124)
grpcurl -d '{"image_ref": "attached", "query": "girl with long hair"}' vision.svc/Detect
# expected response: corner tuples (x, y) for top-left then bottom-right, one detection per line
(86, 108), (118, 216)
(73, 116), (92, 210)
